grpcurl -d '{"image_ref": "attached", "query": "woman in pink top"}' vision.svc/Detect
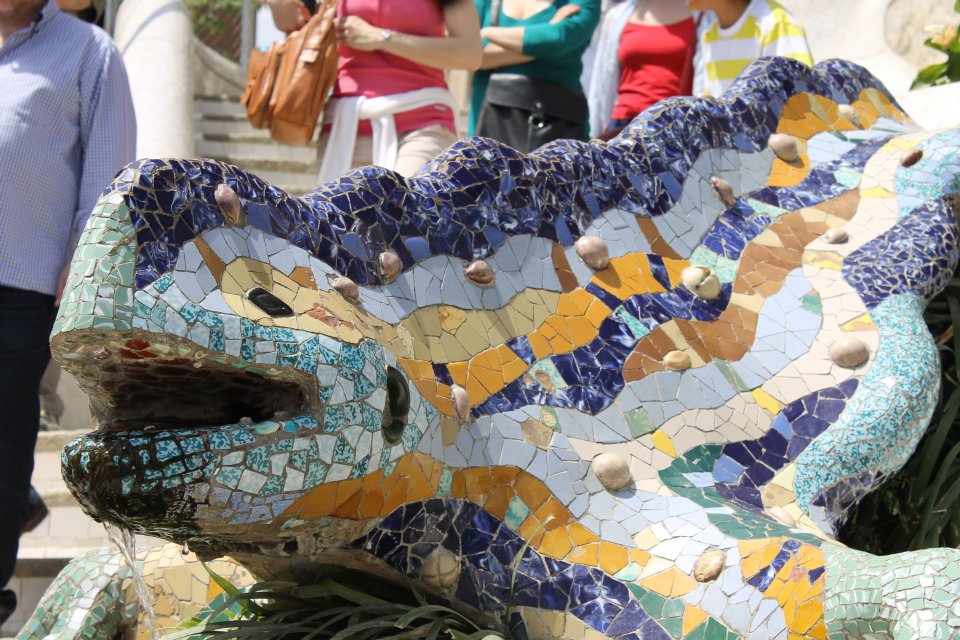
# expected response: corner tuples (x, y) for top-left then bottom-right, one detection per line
(266, 0), (482, 180)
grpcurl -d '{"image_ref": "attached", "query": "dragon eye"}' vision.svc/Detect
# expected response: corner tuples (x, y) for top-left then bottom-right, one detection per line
(246, 287), (294, 317)
(382, 419), (405, 445)
(382, 367), (410, 445)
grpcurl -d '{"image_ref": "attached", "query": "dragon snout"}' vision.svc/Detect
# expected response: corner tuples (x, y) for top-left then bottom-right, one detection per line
(61, 431), (202, 539)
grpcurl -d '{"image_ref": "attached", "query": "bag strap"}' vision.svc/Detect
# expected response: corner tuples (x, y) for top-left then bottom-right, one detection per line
(489, 0), (501, 27)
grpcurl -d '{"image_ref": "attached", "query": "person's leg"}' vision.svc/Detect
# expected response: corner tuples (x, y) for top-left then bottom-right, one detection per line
(393, 125), (458, 177)
(0, 588), (15, 626)
(38, 360), (63, 429)
(0, 286), (55, 594)
(22, 486), (49, 535)
(315, 123), (453, 180)
(315, 130), (374, 182)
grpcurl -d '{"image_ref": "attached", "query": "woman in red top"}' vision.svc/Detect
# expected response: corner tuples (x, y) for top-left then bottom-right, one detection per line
(586, 0), (695, 140)
(265, 0), (482, 180)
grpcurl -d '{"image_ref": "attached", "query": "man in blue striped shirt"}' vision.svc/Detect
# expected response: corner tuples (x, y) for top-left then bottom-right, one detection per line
(0, 0), (135, 623)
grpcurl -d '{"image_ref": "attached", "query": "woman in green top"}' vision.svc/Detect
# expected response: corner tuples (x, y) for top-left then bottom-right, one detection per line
(471, 0), (601, 149)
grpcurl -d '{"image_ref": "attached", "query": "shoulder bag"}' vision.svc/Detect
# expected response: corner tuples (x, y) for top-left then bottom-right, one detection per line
(241, 0), (339, 146)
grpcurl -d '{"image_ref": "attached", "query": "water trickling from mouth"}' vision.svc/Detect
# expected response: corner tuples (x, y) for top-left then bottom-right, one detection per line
(104, 522), (160, 640)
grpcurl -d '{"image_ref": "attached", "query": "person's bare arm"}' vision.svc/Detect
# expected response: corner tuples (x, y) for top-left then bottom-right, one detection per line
(479, 41), (533, 69)
(265, 0), (310, 33)
(337, 0), (482, 70)
(481, 4), (580, 53)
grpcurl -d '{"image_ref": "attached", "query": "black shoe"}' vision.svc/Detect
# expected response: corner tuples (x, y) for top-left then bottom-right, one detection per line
(0, 589), (15, 627)
(21, 487), (48, 534)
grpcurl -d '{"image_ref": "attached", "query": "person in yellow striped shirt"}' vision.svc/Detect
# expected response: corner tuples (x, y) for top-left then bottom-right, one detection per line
(687, 0), (812, 98)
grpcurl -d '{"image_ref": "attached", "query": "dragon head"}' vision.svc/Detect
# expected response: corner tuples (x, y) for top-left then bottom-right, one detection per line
(53, 165), (438, 559)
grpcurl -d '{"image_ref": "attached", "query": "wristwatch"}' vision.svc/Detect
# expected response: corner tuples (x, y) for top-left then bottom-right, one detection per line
(379, 28), (393, 48)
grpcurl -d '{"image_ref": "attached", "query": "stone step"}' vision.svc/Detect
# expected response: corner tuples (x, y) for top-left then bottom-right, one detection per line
(196, 93), (243, 102)
(197, 116), (267, 137)
(199, 155), (318, 195)
(26, 430), (104, 547)
(32, 430), (86, 504)
(194, 95), (246, 117)
(35, 428), (87, 453)
(208, 155), (315, 174)
(25, 430), (112, 555)
(197, 111), (250, 123)
(3, 428), (166, 637)
(196, 136), (316, 164)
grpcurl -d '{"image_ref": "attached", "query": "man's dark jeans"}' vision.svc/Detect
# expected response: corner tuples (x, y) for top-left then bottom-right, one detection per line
(0, 285), (55, 590)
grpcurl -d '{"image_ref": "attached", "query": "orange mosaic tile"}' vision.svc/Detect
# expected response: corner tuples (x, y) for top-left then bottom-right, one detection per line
(552, 248), (579, 293)
(739, 538), (827, 640)
(681, 605), (710, 636)
(636, 214), (683, 260)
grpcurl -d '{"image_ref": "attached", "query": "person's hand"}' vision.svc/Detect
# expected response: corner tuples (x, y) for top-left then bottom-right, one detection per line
(267, 0), (310, 33)
(336, 15), (382, 51)
(54, 264), (70, 307)
(549, 4), (580, 23)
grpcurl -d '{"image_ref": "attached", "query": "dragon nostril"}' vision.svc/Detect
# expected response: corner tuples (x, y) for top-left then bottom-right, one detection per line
(383, 367), (410, 445)
(246, 287), (294, 317)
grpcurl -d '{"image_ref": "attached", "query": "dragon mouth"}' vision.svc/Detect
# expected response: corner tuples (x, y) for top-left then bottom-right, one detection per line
(92, 360), (308, 433)
(53, 330), (323, 540)
(56, 333), (316, 434)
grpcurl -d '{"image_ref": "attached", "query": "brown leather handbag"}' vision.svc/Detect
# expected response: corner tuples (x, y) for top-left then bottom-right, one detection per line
(241, 0), (339, 146)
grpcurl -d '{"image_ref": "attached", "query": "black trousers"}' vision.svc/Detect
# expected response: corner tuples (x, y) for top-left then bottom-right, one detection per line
(0, 285), (56, 589)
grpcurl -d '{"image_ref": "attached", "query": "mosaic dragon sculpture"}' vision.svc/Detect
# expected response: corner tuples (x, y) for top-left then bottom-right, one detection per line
(19, 58), (960, 639)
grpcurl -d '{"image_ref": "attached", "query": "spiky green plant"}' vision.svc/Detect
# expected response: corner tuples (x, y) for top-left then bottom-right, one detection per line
(162, 503), (557, 639)
(162, 563), (507, 640)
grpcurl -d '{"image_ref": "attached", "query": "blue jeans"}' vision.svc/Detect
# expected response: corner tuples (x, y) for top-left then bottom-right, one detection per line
(0, 285), (55, 589)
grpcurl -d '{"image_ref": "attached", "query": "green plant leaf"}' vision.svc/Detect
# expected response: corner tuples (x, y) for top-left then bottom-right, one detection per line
(912, 62), (951, 89)
(914, 439), (960, 548)
(395, 604), (468, 629)
(176, 564), (510, 640)
(425, 617), (449, 640)
(319, 577), (394, 607)
(200, 561), (242, 599)
(161, 625), (208, 640)
(947, 55), (960, 82)
(329, 618), (397, 640)
(924, 35), (949, 53)
(469, 632), (502, 640)
(913, 386), (960, 496)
